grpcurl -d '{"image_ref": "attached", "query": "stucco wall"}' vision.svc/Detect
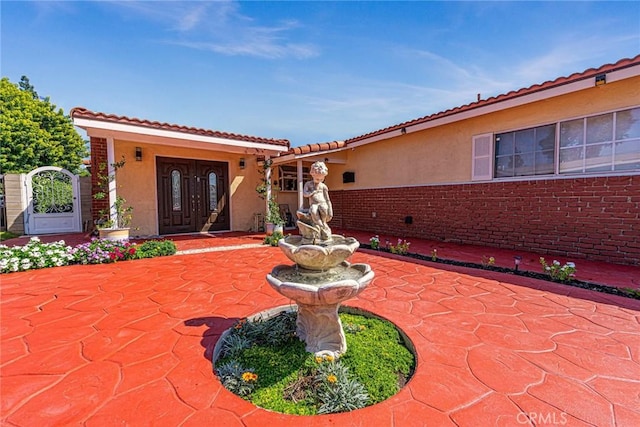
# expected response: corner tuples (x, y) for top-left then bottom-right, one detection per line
(325, 75), (640, 191)
(111, 140), (264, 237)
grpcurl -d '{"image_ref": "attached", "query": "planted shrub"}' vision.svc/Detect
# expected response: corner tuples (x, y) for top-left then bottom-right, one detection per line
(0, 237), (73, 273)
(71, 239), (137, 264)
(263, 231), (284, 247)
(134, 239), (177, 258)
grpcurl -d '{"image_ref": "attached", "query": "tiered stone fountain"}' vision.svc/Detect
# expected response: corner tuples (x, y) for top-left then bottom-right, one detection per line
(266, 161), (374, 358)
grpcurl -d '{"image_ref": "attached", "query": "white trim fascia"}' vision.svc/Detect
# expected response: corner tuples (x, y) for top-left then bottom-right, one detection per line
(348, 63), (640, 149)
(272, 147), (348, 165)
(74, 118), (289, 154)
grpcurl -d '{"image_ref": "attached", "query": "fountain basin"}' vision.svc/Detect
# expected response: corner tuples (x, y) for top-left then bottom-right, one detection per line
(266, 262), (373, 306)
(278, 235), (360, 271)
(266, 262), (374, 356)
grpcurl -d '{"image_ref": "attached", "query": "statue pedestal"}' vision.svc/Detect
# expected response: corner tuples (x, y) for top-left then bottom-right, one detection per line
(296, 302), (346, 357)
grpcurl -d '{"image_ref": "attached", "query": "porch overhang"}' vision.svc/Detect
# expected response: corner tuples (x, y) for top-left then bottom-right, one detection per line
(72, 109), (290, 156)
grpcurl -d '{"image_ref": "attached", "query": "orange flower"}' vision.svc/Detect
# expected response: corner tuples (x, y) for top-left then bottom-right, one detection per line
(242, 372), (257, 382)
(327, 374), (338, 383)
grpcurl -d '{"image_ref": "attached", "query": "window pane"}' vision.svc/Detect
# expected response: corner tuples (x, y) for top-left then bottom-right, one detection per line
(614, 139), (640, 170)
(495, 156), (513, 177)
(494, 125), (556, 177)
(560, 147), (583, 173)
(560, 119), (584, 148)
(616, 107), (640, 140)
(536, 124), (556, 150)
(535, 150), (555, 174)
(515, 129), (534, 153)
(208, 172), (218, 211)
(171, 170), (181, 211)
(514, 153), (534, 176)
(585, 143), (612, 171)
(586, 113), (613, 145)
(495, 133), (514, 156)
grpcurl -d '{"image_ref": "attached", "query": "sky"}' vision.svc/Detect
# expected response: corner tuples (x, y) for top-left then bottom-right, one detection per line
(2, 1), (639, 147)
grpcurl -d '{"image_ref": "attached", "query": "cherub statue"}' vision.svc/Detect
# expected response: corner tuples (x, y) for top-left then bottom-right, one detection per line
(296, 161), (333, 244)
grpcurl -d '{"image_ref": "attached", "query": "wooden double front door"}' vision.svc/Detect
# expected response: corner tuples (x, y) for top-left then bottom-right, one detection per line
(156, 157), (229, 235)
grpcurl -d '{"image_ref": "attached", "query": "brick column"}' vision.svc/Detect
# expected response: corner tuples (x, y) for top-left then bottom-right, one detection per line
(90, 137), (108, 224)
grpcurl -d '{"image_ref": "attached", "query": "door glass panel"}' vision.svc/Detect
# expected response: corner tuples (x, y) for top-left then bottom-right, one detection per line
(208, 172), (218, 211)
(32, 170), (74, 213)
(171, 170), (181, 211)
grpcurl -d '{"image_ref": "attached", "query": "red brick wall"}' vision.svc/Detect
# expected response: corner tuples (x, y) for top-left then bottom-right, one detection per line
(90, 137), (108, 223)
(332, 175), (640, 265)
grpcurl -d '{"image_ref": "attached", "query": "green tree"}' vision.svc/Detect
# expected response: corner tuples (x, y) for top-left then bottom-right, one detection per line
(0, 76), (87, 174)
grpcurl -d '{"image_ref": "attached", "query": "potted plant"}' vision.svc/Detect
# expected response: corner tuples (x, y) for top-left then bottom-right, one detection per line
(266, 198), (284, 235)
(93, 156), (133, 241)
(256, 159), (284, 235)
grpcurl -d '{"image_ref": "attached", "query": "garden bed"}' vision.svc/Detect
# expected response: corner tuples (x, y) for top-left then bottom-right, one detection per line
(360, 244), (640, 300)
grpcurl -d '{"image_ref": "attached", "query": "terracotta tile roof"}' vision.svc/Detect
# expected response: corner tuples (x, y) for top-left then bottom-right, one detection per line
(71, 107), (290, 147)
(288, 140), (347, 156)
(346, 55), (640, 144)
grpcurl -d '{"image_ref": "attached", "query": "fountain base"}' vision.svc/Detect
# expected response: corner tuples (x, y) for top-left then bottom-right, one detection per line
(266, 262), (374, 358)
(296, 302), (346, 357)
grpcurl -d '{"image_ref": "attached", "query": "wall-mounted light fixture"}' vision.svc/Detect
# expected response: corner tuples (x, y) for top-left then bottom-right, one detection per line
(595, 73), (606, 86)
(400, 127), (407, 135)
(239, 158), (246, 169)
(135, 147), (142, 161)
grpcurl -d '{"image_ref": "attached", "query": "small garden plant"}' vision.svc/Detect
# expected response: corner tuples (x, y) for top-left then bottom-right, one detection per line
(0, 237), (73, 272)
(369, 235), (380, 250)
(263, 231), (284, 247)
(539, 257), (576, 282)
(215, 310), (415, 415)
(389, 238), (410, 255)
(481, 255), (496, 268)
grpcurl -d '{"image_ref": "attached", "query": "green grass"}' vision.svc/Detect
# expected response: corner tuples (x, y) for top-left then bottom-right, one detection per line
(215, 310), (415, 415)
(0, 231), (19, 242)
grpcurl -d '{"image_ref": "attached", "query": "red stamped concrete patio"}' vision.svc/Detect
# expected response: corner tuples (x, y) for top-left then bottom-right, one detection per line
(1, 234), (639, 426)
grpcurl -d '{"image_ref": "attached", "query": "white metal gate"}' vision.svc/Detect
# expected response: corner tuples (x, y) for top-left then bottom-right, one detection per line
(24, 167), (81, 234)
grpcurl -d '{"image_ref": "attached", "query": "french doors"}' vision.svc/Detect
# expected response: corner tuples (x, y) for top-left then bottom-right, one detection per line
(156, 157), (229, 234)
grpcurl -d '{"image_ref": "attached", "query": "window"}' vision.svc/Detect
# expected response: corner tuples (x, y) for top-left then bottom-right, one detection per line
(171, 170), (181, 211)
(277, 165), (311, 191)
(494, 124), (555, 178)
(560, 107), (640, 173)
(208, 172), (218, 211)
(480, 106), (640, 180)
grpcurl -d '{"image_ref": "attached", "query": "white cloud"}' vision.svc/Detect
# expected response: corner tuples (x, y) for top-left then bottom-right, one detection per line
(105, 0), (319, 60)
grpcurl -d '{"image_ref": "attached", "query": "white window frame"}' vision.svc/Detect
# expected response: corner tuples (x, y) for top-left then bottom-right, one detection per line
(476, 105), (640, 181)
